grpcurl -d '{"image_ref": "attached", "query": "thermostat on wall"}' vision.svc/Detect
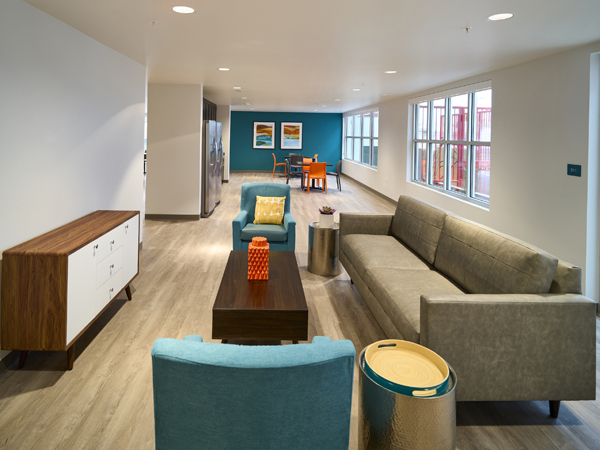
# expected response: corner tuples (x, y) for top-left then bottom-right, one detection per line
(567, 164), (581, 177)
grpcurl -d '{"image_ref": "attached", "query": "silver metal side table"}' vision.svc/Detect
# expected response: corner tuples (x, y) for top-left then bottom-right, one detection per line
(308, 221), (341, 276)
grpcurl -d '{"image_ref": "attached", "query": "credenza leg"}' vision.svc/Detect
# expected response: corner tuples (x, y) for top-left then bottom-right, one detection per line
(67, 346), (75, 370)
(18, 350), (28, 369)
(549, 400), (561, 418)
(125, 285), (132, 300)
(292, 341), (299, 344)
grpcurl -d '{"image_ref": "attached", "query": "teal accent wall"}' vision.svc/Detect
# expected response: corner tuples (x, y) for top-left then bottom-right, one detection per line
(230, 112), (342, 172)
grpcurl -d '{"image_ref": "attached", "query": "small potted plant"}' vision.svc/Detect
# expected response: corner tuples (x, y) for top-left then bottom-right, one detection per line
(319, 206), (336, 228)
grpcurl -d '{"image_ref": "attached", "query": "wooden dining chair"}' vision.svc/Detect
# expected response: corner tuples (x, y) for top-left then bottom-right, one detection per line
(314, 154), (318, 160)
(272, 153), (287, 178)
(306, 162), (327, 195)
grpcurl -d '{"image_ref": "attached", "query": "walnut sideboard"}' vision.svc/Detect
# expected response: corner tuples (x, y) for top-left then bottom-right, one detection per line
(1, 210), (140, 370)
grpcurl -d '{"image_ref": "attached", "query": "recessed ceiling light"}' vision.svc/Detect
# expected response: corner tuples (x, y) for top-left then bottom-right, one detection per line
(218, 68), (230, 71)
(250, 108), (255, 110)
(241, 97), (247, 99)
(172, 6), (194, 14)
(322, 105), (327, 107)
(314, 109), (318, 112)
(245, 103), (251, 105)
(233, 87), (242, 91)
(333, 98), (341, 102)
(352, 88), (361, 92)
(385, 71), (397, 74)
(487, 13), (513, 21)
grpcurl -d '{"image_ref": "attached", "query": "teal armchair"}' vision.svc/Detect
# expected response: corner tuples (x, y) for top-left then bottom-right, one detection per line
(232, 183), (296, 251)
(151, 336), (355, 450)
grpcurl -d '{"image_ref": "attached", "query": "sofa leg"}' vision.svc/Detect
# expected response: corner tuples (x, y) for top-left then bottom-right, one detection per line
(549, 401), (560, 418)
(350, 278), (354, 284)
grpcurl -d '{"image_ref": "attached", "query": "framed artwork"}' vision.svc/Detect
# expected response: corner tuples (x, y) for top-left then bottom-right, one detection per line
(253, 122), (275, 149)
(281, 122), (303, 149)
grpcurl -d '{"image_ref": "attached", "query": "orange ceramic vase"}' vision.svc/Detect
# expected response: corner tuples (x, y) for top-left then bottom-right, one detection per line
(248, 236), (269, 280)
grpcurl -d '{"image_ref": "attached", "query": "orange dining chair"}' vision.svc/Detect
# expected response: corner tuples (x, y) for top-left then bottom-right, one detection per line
(306, 162), (327, 195)
(314, 154), (318, 160)
(272, 153), (287, 178)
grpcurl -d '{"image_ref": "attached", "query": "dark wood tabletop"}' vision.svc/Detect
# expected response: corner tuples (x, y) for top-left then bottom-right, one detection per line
(212, 251), (308, 341)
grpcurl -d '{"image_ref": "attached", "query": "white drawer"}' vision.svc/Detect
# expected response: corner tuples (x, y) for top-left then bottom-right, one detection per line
(96, 269), (123, 313)
(96, 246), (123, 289)
(95, 226), (123, 262)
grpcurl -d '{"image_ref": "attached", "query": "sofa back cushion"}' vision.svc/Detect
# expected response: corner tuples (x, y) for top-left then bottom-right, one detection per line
(549, 260), (582, 294)
(391, 196), (447, 265)
(435, 216), (558, 294)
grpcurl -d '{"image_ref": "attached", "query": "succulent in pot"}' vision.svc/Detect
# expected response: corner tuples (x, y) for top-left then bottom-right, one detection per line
(319, 206), (336, 228)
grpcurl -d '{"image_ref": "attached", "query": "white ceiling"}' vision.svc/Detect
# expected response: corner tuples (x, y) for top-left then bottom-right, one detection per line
(23, 0), (600, 113)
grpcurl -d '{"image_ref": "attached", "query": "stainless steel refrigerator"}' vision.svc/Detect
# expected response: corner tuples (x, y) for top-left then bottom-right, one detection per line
(201, 120), (223, 218)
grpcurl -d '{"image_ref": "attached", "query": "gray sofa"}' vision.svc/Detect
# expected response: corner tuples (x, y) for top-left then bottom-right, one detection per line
(340, 195), (596, 417)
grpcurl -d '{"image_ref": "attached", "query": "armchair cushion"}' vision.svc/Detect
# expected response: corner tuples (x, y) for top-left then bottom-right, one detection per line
(241, 223), (288, 242)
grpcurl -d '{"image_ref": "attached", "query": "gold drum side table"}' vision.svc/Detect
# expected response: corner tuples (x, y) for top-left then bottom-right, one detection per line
(308, 221), (341, 276)
(358, 349), (456, 450)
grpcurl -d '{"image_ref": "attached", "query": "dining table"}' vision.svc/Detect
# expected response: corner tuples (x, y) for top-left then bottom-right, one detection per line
(283, 156), (332, 190)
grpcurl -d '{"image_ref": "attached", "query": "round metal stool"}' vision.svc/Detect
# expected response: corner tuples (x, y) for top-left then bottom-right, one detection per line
(307, 221), (341, 276)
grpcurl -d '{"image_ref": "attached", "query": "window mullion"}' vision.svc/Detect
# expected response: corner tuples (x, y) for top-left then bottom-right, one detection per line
(427, 101), (432, 184)
(444, 98), (450, 191)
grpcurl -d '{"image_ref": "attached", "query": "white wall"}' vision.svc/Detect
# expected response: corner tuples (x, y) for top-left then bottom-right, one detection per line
(217, 105), (231, 181)
(146, 84), (203, 216)
(343, 40), (600, 301)
(0, 0), (146, 360)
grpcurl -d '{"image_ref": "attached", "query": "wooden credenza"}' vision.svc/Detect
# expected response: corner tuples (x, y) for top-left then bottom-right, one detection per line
(1, 210), (140, 370)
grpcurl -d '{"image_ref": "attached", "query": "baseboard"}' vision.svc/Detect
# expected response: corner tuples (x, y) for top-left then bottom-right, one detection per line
(0, 350), (19, 379)
(341, 173), (398, 205)
(145, 214), (200, 221)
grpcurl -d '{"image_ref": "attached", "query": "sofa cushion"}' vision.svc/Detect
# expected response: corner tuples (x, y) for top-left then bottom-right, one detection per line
(435, 216), (559, 294)
(365, 268), (465, 343)
(391, 196), (447, 265)
(241, 223), (287, 242)
(549, 260), (582, 294)
(340, 235), (429, 280)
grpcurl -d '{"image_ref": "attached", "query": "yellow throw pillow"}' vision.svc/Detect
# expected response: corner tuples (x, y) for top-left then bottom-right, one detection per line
(254, 196), (286, 225)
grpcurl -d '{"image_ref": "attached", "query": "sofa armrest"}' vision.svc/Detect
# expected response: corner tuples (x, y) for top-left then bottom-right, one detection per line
(232, 210), (248, 243)
(420, 293), (597, 402)
(339, 213), (393, 237)
(283, 212), (296, 250)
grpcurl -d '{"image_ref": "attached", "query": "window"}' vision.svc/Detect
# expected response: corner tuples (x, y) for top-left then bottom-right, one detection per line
(343, 109), (378, 168)
(411, 87), (491, 203)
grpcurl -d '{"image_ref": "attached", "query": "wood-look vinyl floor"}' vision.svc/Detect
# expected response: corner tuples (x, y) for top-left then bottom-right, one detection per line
(0, 171), (599, 449)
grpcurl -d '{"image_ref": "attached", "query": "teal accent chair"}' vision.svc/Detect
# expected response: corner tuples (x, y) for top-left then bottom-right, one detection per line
(151, 336), (355, 450)
(232, 183), (296, 251)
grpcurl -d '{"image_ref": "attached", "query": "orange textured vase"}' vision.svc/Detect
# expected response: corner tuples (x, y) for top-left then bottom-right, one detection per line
(248, 236), (269, 280)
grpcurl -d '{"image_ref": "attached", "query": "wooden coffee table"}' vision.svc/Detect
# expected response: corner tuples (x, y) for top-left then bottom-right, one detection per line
(212, 251), (308, 343)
